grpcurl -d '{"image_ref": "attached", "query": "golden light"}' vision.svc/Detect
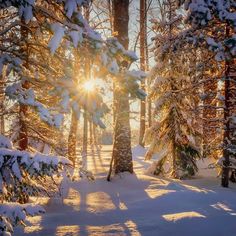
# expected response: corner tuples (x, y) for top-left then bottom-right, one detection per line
(83, 80), (95, 92)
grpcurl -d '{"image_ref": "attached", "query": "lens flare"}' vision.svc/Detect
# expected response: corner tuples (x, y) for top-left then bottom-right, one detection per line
(83, 80), (94, 92)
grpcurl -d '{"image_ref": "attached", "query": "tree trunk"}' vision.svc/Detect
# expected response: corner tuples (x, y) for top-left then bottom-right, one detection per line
(171, 139), (177, 178)
(146, 38), (152, 128)
(221, 58), (230, 187)
(111, 0), (133, 174)
(82, 3), (90, 158)
(139, 0), (146, 146)
(202, 76), (217, 158)
(93, 123), (97, 146)
(82, 111), (88, 156)
(221, 24), (235, 187)
(68, 111), (78, 165)
(89, 120), (93, 145)
(19, 22), (29, 150)
(0, 72), (5, 135)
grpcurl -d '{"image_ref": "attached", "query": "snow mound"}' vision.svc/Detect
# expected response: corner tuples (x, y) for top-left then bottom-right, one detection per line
(0, 135), (13, 149)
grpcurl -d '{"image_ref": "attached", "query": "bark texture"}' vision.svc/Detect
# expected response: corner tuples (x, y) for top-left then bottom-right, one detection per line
(221, 25), (236, 187)
(68, 111), (78, 165)
(139, 0), (146, 147)
(112, 0), (133, 174)
(202, 77), (217, 157)
(19, 22), (29, 150)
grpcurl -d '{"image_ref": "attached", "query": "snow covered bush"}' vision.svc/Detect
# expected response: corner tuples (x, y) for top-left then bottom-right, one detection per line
(0, 135), (72, 203)
(0, 203), (45, 236)
(0, 135), (72, 235)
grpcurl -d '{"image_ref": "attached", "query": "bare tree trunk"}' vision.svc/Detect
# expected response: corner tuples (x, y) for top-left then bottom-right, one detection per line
(0, 72), (5, 135)
(168, 0), (178, 176)
(82, 3), (90, 158)
(221, 23), (233, 187)
(146, 21), (152, 128)
(68, 111), (78, 165)
(89, 121), (93, 145)
(221, 61), (230, 187)
(93, 123), (97, 146)
(110, 0), (133, 176)
(171, 138), (177, 178)
(82, 112), (88, 156)
(147, 95), (152, 127)
(108, 0), (113, 34)
(139, 0), (146, 146)
(19, 22), (29, 150)
(202, 75), (217, 157)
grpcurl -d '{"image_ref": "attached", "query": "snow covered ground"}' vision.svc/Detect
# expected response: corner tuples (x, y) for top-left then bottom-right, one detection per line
(14, 145), (236, 236)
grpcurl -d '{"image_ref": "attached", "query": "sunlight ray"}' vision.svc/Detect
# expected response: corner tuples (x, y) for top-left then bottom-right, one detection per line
(162, 212), (206, 222)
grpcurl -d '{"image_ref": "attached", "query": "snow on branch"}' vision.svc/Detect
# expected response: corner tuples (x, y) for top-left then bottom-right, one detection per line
(0, 203), (45, 236)
(0, 135), (72, 203)
(0, 0), (146, 131)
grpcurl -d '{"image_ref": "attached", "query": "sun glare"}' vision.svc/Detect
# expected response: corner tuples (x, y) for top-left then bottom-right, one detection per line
(83, 80), (95, 92)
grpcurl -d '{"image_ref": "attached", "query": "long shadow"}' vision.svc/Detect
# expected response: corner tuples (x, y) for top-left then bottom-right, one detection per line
(14, 151), (236, 236)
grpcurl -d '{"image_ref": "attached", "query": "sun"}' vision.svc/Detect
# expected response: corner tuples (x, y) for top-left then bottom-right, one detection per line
(83, 80), (95, 92)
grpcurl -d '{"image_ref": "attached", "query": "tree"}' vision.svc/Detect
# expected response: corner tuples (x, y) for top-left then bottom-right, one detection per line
(18, 21), (30, 151)
(68, 109), (79, 165)
(139, 0), (147, 147)
(111, 0), (133, 175)
(158, 0), (236, 185)
(145, 0), (200, 179)
(176, 0), (236, 187)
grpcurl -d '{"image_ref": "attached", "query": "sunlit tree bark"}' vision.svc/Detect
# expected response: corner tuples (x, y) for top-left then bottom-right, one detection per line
(139, 0), (146, 147)
(18, 21), (29, 150)
(68, 111), (78, 165)
(111, 0), (133, 174)
(221, 24), (236, 187)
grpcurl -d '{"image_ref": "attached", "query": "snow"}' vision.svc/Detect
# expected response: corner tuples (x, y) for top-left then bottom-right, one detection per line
(48, 23), (65, 54)
(0, 203), (45, 220)
(125, 50), (139, 61)
(0, 203), (45, 236)
(206, 37), (218, 47)
(108, 60), (119, 75)
(6, 83), (65, 128)
(0, 135), (72, 204)
(13, 145), (236, 236)
(0, 135), (13, 149)
(18, 0), (35, 24)
(64, 0), (89, 18)
(64, 0), (78, 18)
(126, 70), (146, 81)
(69, 30), (83, 47)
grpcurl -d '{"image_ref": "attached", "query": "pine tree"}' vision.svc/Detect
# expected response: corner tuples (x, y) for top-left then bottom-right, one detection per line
(145, 0), (200, 179)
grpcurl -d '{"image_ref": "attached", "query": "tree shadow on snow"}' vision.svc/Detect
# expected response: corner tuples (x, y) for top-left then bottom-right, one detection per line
(14, 153), (236, 236)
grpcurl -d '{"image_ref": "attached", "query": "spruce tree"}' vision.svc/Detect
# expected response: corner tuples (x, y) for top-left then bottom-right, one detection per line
(145, 0), (200, 179)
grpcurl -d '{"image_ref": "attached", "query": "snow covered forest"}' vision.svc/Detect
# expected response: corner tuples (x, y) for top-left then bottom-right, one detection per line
(0, 0), (236, 235)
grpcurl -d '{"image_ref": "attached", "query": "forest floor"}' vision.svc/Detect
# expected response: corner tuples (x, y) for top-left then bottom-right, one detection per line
(14, 145), (236, 236)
